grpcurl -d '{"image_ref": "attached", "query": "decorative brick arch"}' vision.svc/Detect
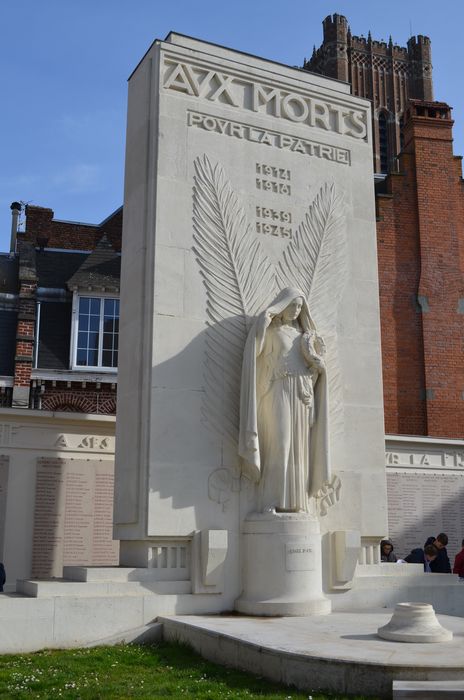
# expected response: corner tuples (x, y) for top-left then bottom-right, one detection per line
(42, 393), (96, 414)
(98, 397), (117, 415)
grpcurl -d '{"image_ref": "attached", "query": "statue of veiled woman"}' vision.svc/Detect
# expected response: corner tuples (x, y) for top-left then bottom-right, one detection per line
(239, 287), (330, 513)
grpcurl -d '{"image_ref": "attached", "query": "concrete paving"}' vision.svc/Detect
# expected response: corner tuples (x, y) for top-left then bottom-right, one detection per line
(160, 610), (464, 699)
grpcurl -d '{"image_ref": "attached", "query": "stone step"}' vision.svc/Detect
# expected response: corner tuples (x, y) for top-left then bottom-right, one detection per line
(354, 573), (460, 587)
(16, 578), (191, 598)
(356, 563), (425, 577)
(62, 565), (184, 583)
(393, 680), (464, 698)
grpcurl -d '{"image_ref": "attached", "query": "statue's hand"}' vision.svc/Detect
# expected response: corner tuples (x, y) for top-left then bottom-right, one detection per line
(313, 356), (325, 371)
(264, 310), (274, 328)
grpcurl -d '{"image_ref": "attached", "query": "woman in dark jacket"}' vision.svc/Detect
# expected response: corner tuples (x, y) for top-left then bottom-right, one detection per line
(380, 539), (397, 562)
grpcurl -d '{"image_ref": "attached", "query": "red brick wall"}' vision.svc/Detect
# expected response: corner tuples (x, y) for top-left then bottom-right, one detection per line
(21, 206), (122, 252)
(14, 254), (37, 390)
(409, 112), (464, 436)
(376, 163), (427, 435)
(376, 103), (464, 438)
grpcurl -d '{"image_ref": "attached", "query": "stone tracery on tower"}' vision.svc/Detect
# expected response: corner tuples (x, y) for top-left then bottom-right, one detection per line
(304, 13), (433, 173)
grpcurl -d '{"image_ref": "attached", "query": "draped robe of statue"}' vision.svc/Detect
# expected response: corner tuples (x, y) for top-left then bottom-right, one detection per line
(239, 288), (330, 513)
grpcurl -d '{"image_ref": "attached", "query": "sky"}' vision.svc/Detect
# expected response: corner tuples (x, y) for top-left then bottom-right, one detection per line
(1, 0), (463, 252)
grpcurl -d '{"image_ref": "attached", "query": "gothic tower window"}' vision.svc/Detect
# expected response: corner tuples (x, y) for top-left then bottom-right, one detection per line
(399, 115), (405, 152)
(378, 112), (389, 173)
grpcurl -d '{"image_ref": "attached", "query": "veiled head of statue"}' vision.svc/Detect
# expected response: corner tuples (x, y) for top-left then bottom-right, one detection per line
(266, 287), (316, 332)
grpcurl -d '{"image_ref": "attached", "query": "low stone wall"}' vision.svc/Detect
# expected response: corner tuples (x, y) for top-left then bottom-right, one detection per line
(386, 434), (464, 564)
(0, 407), (116, 590)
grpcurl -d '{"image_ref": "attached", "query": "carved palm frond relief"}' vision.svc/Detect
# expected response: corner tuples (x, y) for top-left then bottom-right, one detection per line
(277, 183), (347, 436)
(193, 155), (276, 445)
(277, 183), (346, 318)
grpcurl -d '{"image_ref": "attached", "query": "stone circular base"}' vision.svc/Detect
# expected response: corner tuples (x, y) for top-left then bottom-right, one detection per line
(377, 602), (453, 643)
(235, 512), (330, 617)
(236, 596), (332, 617)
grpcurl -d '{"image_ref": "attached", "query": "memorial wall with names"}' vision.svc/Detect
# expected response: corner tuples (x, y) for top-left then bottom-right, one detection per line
(386, 438), (464, 563)
(32, 458), (118, 578)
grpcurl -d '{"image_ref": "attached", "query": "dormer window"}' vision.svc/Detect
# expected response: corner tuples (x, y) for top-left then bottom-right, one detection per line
(72, 294), (119, 370)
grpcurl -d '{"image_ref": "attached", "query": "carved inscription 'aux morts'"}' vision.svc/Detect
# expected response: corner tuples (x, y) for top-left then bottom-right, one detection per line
(164, 60), (368, 140)
(187, 112), (351, 165)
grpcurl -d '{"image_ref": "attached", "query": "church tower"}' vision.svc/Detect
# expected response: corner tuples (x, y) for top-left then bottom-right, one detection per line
(305, 15), (434, 174)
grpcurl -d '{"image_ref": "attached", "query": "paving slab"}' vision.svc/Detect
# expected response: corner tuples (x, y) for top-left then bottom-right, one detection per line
(160, 610), (464, 699)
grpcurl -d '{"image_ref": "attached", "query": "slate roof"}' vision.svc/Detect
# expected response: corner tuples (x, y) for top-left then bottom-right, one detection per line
(66, 236), (120, 291)
(0, 255), (19, 294)
(35, 251), (87, 289)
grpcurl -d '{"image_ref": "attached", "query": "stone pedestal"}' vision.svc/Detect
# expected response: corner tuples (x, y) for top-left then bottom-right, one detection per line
(235, 512), (331, 616)
(377, 602), (453, 643)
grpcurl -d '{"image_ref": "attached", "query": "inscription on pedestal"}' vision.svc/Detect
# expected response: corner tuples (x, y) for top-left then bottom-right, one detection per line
(387, 471), (464, 560)
(31, 458), (118, 578)
(285, 542), (315, 571)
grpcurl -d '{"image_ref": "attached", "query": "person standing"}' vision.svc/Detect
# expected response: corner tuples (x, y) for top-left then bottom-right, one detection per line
(380, 539), (397, 562)
(424, 533), (451, 573)
(453, 539), (464, 578)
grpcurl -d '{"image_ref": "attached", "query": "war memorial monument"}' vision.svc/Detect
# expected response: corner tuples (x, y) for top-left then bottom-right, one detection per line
(1, 32), (464, 698)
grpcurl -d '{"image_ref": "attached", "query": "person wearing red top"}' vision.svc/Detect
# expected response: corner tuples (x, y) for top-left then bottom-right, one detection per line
(453, 539), (464, 578)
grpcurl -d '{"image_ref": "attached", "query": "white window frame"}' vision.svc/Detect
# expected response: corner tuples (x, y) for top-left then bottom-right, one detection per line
(70, 291), (119, 372)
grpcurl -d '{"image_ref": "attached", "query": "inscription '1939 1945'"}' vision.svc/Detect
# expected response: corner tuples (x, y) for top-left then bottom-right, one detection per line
(164, 59), (368, 141)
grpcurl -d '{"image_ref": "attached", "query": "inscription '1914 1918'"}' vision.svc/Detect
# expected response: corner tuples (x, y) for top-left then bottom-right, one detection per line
(256, 163), (291, 195)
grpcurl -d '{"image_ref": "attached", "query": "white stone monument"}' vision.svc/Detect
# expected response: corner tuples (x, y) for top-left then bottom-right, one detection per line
(115, 33), (387, 613)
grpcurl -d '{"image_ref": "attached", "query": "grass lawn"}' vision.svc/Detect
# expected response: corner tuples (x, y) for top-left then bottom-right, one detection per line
(0, 641), (378, 699)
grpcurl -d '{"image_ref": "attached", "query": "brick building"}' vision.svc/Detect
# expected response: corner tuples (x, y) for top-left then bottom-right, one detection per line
(376, 100), (464, 438)
(304, 14), (464, 442)
(0, 206), (122, 414)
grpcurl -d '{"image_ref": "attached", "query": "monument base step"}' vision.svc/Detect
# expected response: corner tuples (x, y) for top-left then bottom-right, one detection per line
(62, 565), (181, 583)
(17, 577), (191, 598)
(236, 596), (331, 616)
(0, 589), (229, 653)
(16, 565), (197, 597)
(160, 612), (464, 699)
(393, 680), (464, 698)
(329, 570), (464, 617)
